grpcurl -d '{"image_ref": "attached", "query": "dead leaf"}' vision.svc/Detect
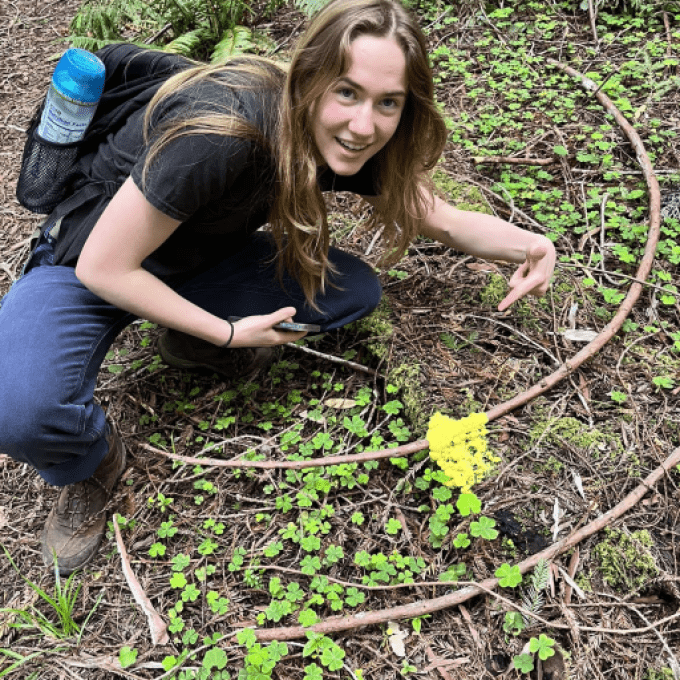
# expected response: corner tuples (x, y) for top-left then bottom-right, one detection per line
(0, 506), (6, 530)
(323, 398), (357, 410)
(459, 604), (482, 648)
(563, 329), (598, 342)
(387, 620), (408, 657)
(559, 566), (586, 601)
(425, 646), (470, 678)
(466, 261), (500, 273)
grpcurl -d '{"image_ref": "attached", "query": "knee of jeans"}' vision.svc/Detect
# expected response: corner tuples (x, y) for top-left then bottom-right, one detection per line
(346, 261), (383, 317)
(0, 377), (68, 453)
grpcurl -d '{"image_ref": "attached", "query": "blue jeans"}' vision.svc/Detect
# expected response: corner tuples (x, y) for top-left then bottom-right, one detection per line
(0, 226), (381, 486)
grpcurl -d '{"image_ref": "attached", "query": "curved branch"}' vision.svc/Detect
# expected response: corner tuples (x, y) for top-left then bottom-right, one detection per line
(141, 439), (428, 470)
(485, 60), (660, 420)
(250, 444), (680, 641)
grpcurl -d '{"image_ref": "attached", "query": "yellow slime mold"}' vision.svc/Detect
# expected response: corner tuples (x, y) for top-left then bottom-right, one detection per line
(426, 412), (497, 492)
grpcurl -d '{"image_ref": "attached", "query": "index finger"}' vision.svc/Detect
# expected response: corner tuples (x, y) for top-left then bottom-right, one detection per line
(497, 274), (543, 311)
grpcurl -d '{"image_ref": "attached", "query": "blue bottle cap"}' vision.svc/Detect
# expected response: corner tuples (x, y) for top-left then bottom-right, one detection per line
(52, 48), (105, 104)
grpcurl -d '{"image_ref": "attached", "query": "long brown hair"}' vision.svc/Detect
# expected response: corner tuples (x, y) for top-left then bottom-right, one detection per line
(271, 0), (448, 306)
(141, 57), (285, 187)
(142, 0), (447, 307)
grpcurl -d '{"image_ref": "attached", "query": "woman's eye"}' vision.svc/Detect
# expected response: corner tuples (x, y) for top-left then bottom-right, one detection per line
(381, 98), (400, 110)
(337, 88), (354, 99)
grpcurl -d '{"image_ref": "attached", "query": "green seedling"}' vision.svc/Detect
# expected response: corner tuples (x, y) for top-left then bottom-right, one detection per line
(503, 611), (525, 636)
(118, 646), (138, 669)
(1, 546), (102, 641)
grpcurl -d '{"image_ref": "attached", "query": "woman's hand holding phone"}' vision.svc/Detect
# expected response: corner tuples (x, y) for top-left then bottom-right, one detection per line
(227, 308), (317, 347)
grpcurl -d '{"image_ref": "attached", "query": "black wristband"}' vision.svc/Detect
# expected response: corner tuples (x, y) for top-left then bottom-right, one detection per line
(221, 320), (235, 348)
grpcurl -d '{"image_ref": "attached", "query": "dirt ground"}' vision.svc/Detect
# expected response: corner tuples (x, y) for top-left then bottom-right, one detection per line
(1, 1), (679, 679)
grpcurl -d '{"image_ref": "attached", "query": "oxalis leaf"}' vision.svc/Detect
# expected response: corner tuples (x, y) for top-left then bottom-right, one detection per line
(236, 628), (257, 648)
(469, 516), (498, 540)
(513, 652), (534, 673)
(456, 492), (481, 516)
(529, 634), (556, 660)
(495, 563), (522, 588)
(203, 647), (228, 671)
(118, 646), (137, 669)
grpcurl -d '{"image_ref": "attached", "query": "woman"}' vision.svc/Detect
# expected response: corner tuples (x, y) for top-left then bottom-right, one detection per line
(0, 0), (555, 574)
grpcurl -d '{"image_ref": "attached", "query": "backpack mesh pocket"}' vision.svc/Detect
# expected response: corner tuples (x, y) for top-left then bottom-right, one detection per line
(16, 127), (81, 214)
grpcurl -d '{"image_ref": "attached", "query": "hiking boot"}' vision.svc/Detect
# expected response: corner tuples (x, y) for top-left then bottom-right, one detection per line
(41, 423), (127, 575)
(157, 329), (274, 381)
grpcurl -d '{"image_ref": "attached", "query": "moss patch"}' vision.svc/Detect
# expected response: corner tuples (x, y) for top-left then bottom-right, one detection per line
(351, 301), (428, 435)
(388, 361), (428, 436)
(479, 273), (507, 308)
(530, 416), (623, 459)
(433, 167), (492, 214)
(593, 528), (658, 592)
(352, 298), (394, 361)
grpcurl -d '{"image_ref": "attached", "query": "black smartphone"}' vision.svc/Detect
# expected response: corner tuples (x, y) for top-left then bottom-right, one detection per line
(227, 316), (321, 333)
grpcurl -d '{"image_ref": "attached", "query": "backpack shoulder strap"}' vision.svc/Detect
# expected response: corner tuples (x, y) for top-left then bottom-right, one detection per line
(79, 44), (191, 154)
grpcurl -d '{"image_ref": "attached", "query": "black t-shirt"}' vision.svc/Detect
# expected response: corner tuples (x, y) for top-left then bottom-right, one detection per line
(52, 70), (379, 283)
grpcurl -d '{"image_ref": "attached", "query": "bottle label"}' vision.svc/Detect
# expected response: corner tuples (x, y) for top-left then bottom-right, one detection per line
(37, 85), (97, 145)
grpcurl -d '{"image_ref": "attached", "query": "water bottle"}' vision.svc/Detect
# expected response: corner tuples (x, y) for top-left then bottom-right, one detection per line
(37, 48), (105, 145)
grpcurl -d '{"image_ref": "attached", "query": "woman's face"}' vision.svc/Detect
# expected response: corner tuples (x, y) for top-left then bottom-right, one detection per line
(310, 34), (408, 176)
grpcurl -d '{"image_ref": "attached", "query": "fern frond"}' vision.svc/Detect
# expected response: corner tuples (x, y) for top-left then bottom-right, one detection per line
(531, 559), (550, 593)
(520, 559), (549, 625)
(520, 586), (545, 619)
(163, 28), (210, 57)
(210, 26), (256, 62)
(67, 36), (125, 52)
(210, 26), (275, 62)
(294, 0), (332, 17)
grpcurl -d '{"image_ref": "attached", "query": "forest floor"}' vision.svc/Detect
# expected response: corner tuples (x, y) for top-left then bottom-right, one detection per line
(1, 1), (679, 679)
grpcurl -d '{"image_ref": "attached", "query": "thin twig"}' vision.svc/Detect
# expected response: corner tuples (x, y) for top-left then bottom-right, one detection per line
(144, 22), (172, 44)
(112, 514), (169, 646)
(598, 192), (623, 286)
(472, 156), (554, 166)
(467, 314), (560, 366)
(587, 0), (599, 44)
(286, 342), (378, 376)
(664, 12), (673, 60)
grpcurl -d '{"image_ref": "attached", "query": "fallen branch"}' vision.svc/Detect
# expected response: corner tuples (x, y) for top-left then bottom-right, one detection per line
(142, 438), (428, 470)
(248, 444), (680, 641)
(112, 513), (169, 646)
(286, 342), (379, 377)
(472, 155), (554, 166)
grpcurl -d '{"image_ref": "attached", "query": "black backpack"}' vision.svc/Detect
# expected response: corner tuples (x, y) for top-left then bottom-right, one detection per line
(16, 44), (190, 214)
